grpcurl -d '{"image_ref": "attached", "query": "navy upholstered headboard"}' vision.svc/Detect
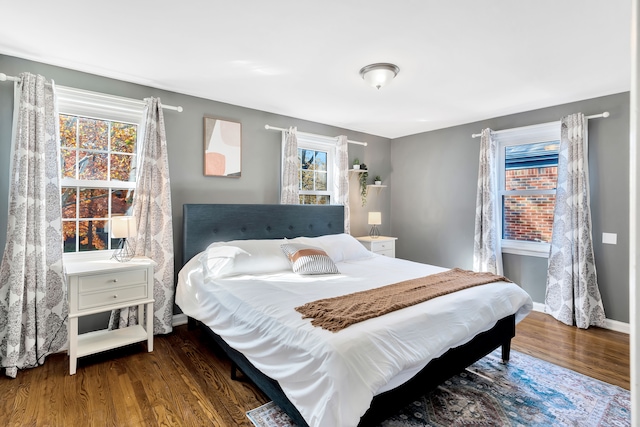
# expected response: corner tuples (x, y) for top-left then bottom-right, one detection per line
(182, 204), (345, 265)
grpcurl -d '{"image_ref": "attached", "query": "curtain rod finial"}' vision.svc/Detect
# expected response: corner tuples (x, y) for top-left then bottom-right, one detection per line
(603, 111), (610, 118)
(0, 73), (7, 81)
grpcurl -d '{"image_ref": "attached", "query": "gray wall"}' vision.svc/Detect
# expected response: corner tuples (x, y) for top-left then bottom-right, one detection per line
(390, 92), (630, 323)
(0, 54), (392, 331)
(0, 54), (630, 325)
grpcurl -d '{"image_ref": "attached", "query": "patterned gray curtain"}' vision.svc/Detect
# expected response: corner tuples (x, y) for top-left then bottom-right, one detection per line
(334, 135), (350, 234)
(0, 73), (67, 378)
(109, 97), (174, 334)
(280, 127), (299, 204)
(473, 128), (503, 275)
(545, 113), (605, 328)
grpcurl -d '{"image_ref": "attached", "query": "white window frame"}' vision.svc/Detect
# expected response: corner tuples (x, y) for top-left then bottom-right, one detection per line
(495, 121), (560, 258)
(57, 87), (144, 260)
(282, 133), (336, 204)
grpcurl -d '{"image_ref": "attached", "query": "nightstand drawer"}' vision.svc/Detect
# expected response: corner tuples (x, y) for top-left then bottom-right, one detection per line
(370, 241), (394, 252)
(376, 249), (395, 257)
(78, 285), (148, 311)
(78, 269), (148, 293)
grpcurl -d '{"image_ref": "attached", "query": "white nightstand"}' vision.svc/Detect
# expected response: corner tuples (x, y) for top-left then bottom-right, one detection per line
(65, 256), (155, 375)
(355, 236), (397, 258)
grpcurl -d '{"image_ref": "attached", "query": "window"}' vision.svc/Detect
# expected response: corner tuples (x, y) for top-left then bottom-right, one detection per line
(57, 87), (144, 254)
(290, 134), (335, 205)
(496, 122), (560, 257)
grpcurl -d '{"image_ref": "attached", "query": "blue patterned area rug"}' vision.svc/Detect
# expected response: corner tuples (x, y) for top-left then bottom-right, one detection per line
(246, 349), (630, 427)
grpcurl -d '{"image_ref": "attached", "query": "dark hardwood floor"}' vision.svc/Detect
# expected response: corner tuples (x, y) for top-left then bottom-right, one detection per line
(0, 311), (629, 426)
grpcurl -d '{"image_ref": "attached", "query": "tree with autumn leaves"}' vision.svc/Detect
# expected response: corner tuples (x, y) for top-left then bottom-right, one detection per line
(59, 114), (137, 252)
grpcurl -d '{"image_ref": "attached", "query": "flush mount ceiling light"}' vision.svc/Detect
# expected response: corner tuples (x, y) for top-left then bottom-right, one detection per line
(359, 63), (400, 90)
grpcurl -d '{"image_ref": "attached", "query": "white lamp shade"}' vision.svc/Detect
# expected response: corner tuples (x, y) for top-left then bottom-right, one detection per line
(368, 212), (382, 225)
(111, 216), (137, 238)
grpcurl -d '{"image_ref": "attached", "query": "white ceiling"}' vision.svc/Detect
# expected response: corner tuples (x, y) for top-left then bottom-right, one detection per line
(0, 1), (631, 139)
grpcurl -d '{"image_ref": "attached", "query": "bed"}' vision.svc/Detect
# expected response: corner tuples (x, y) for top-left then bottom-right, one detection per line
(176, 203), (532, 427)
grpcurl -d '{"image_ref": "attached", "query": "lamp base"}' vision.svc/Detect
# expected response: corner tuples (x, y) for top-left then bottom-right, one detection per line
(112, 238), (135, 262)
(369, 224), (380, 239)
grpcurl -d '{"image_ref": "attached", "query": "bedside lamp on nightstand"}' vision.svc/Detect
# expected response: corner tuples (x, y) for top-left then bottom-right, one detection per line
(368, 212), (381, 239)
(111, 216), (137, 262)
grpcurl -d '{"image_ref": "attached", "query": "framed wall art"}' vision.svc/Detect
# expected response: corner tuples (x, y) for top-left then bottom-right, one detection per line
(204, 117), (242, 177)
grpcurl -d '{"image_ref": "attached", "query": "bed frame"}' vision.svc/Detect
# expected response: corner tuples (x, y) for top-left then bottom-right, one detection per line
(181, 203), (515, 427)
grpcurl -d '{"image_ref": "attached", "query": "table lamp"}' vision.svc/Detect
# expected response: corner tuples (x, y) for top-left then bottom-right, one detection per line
(368, 212), (381, 239)
(111, 216), (137, 262)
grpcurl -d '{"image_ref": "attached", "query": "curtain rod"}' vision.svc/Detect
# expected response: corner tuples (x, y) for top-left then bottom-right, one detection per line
(471, 111), (610, 138)
(264, 124), (367, 146)
(0, 72), (183, 112)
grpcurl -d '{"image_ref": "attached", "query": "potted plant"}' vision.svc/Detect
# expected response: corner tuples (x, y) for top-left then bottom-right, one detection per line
(374, 175), (382, 185)
(352, 158), (360, 170)
(359, 164), (368, 206)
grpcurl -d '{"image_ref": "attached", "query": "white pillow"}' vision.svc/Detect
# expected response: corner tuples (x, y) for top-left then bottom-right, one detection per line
(205, 239), (291, 276)
(291, 233), (373, 262)
(199, 245), (249, 278)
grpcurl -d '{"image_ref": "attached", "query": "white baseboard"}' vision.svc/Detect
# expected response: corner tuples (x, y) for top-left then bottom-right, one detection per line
(172, 313), (188, 327)
(531, 302), (629, 334)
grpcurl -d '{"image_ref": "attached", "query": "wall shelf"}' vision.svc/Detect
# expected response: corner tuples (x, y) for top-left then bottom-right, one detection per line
(366, 184), (387, 195)
(349, 169), (369, 183)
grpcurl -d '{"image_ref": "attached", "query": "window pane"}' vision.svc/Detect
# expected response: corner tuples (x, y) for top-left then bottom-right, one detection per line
(61, 187), (77, 219)
(299, 195), (330, 205)
(301, 171), (314, 190)
(111, 189), (134, 215)
(505, 141), (559, 189)
(316, 195), (329, 205)
(62, 221), (77, 253)
(315, 171), (327, 190)
(506, 166), (557, 191)
(79, 188), (109, 219)
(111, 122), (137, 153)
(78, 152), (108, 180)
(314, 151), (327, 171)
(300, 195), (315, 205)
(110, 154), (135, 182)
(78, 117), (108, 150)
(111, 235), (123, 251)
(300, 149), (315, 170)
(503, 194), (555, 242)
(60, 115), (77, 148)
(78, 220), (108, 251)
(61, 149), (76, 179)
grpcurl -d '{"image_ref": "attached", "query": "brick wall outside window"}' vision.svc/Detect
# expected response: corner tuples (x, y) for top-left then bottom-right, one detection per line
(503, 166), (557, 242)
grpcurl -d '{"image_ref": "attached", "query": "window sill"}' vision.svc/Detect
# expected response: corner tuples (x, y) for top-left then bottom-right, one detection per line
(501, 240), (550, 258)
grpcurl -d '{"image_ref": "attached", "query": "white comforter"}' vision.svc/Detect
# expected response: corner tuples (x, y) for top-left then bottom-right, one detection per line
(176, 254), (532, 427)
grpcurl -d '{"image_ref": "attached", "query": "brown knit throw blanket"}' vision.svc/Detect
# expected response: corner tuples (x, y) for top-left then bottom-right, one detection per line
(295, 268), (511, 332)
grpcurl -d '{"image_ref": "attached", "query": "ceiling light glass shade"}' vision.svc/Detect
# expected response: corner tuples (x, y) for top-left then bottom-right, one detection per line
(359, 63), (400, 89)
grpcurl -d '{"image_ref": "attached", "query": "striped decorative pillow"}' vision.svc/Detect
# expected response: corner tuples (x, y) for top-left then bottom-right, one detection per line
(281, 243), (340, 275)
